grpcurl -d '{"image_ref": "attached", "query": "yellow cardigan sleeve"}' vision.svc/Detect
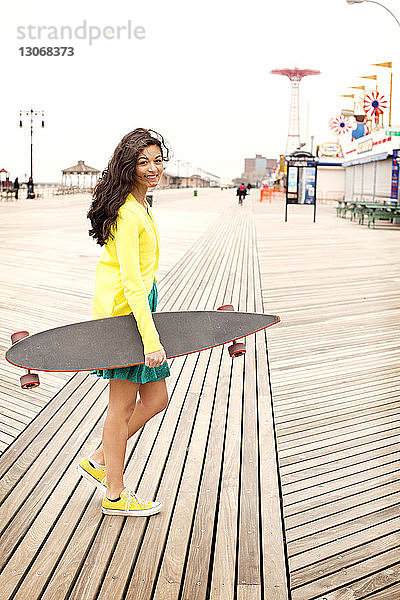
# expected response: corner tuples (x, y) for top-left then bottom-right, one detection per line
(114, 208), (163, 355)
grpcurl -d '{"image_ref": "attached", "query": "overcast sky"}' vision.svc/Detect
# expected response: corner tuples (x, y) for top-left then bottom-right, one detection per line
(0, 0), (399, 183)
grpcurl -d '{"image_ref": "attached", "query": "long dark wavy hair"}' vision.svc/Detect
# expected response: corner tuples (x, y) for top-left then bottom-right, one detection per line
(87, 128), (170, 246)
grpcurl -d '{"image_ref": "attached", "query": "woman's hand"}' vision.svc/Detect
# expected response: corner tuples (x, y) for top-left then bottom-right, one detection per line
(145, 348), (166, 368)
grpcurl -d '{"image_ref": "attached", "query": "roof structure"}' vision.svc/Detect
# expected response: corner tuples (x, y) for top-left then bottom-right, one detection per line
(62, 160), (100, 175)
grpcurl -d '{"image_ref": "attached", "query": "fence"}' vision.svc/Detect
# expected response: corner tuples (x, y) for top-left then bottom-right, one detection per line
(259, 188), (286, 202)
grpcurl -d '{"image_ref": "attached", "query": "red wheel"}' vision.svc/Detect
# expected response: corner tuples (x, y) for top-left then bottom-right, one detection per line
(11, 331), (29, 344)
(217, 304), (234, 311)
(228, 342), (246, 358)
(20, 373), (40, 389)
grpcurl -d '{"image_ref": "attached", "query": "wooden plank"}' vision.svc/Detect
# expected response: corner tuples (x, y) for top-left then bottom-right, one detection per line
(208, 216), (251, 600)
(37, 206), (248, 600)
(286, 491), (400, 545)
(348, 579), (400, 600)
(0, 377), (106, 573)
(156, 215), (250, 600)
(37, 357), (193, 600)
(0, 373), (91, 475)
(2, 192), (398, 599)
(236, 216), (262, 597)
(177, 218), (251, 599)
(275, 391), (400, 422)
(281, 442), (400, 487)
(253, 197), (400, 599)
(154, 204), (249, 600)
(277, 415), (400, 457)
(282, 451), (400, 497)
(252, 216), (289, 600)
(14, 353), (181, 600)
(0, 375), (98, 491)
(285, 478), (400, 531)
(279, 427), (400, 468)
(276, 395), (400, 429)
(289, 506), (400, 564)
(283, 467), (400, 517)
(0, 190), (233, 454)
(1, 426), (106, 599)
(291, 545), (400, 600)
(96, 211), (247, 598)
(273, 372), (400, 402)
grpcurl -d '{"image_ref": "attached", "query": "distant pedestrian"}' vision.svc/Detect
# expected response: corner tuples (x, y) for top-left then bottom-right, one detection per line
(237, 183), (246, 205)
(13, 177), (19, 199)
(27, 176), (35, 199)
(247, 183), (252, 194)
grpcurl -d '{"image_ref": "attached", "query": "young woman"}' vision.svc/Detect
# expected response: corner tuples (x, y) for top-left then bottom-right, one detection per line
(78, 128), (171, 516)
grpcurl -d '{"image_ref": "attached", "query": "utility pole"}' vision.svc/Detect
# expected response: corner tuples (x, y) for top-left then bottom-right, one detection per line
(19, 107), (45, 198)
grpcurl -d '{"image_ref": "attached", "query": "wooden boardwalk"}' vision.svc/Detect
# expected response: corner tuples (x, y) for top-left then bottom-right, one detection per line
(1, 189), (399, 599)
(254, 199), (400, 599)
(0, 190), (287, 599)
(0, 189), (227, 453)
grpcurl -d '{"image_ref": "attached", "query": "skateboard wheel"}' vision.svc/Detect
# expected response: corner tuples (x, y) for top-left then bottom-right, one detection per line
(217, 304), (234, 311)
(11, 331), (29, 344)
(228, 342), (246, 358)
(20, 373), (40, 389)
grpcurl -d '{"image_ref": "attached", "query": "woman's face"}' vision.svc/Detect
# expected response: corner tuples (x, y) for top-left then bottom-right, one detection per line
(135, 144), (164, 188)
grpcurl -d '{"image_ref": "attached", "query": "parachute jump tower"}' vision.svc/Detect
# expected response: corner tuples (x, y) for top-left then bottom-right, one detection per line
(271, 67), (321, 155)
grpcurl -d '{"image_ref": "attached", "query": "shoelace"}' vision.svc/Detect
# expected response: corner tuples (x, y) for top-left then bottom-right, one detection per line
(124, 488), (146, 505)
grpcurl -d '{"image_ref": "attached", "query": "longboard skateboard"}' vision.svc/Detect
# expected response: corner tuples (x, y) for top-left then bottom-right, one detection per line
(6, 305), (280, 389)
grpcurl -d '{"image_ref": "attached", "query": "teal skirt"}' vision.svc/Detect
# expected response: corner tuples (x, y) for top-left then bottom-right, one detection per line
(91, 280), (170, 384)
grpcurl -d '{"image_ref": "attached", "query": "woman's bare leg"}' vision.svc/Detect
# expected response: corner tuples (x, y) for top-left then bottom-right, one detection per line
(102, 378), (140, 499)
(91, 379), (169, 473)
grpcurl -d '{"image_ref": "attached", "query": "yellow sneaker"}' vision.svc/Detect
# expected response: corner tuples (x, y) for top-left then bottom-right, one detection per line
(77, 457), (107, 492)
(102, 487), (161, 516)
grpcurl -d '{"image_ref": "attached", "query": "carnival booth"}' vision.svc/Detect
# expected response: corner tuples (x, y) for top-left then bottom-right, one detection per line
(342, 129), (400, 203)
(0, 168), (10, 190)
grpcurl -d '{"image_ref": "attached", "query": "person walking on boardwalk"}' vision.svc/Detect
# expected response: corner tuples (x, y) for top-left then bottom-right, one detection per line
(80, 128), (170, 516)
(26, 176), (35, 199)
(237, 182), (246, 205)
(13, 177), (19, 199)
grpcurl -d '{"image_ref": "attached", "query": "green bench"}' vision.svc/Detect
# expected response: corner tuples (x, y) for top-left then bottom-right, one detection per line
(337, 200), (400, 228)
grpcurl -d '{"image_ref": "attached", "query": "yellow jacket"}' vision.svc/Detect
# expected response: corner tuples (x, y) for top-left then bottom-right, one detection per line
(92, 193), (163, 355)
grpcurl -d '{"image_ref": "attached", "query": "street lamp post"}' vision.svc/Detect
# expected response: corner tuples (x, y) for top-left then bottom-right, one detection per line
(346, 0), (400, 28)
(19, 107), (45, 198)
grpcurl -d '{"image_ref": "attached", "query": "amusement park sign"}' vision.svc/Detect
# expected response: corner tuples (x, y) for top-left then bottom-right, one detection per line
(319, 143), (342, 158)
(357, 138), (374, 154)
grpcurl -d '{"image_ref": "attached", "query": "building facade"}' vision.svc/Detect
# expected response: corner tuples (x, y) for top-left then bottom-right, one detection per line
(243, 154), (277, 186)
(342, 128), (400, 203)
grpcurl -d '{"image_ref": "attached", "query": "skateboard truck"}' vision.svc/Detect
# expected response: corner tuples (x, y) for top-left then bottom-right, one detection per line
(11, 331), (41, 389)
(217, 305), (246, 357)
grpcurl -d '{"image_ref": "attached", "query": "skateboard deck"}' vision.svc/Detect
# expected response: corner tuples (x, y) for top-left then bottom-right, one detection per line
(6, 310), (280, 373)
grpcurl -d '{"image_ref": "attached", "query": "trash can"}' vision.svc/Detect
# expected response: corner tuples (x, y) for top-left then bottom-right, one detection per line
(193, 190), (198, 197)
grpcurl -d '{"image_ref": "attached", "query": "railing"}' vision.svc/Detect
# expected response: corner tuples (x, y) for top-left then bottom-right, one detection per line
(259, 188), (286, 202)
(317, 191), (345, 203)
